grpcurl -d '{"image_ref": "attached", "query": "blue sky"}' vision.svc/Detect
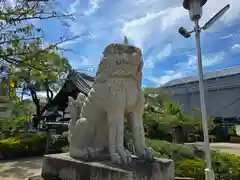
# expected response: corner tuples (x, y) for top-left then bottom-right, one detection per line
(9, 0), (240, 89)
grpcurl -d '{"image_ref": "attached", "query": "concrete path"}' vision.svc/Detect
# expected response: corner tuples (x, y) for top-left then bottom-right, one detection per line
(210, 143), (240, 155)
(186, 142), (240, 155)
(0, 157), (42, 180)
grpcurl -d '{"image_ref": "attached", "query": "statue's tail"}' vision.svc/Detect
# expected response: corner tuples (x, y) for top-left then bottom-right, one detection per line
(68, 93), (86, 143)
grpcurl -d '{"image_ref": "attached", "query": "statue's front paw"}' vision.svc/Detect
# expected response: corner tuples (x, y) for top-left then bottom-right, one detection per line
(124, 149), (132, 164)
(70, 148), (89, 159)
(70, 147), (102, 160)
(138, 147), (155, 161)
(85, 147), (95, 159)
(110, 153), (122, 164)
(85, 147), (103, 159)
(118, 149), (132, 164)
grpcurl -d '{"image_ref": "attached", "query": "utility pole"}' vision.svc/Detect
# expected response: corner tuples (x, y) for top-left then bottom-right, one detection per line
(179, 1), (230, 180)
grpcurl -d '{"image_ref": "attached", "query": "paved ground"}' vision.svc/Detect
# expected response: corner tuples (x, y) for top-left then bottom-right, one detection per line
(0, 143), (239, 180)
(186, 142), (240, 155)
(210, 143), (240, 155)
(0, 157), (42, 180)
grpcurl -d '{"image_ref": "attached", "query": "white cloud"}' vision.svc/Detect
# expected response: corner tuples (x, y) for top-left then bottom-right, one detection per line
(84, 0), (102, 16)
(156, 44), (172, 59)
(58, 34), (91, 48)
(122, 5), (187, 49)
(144, 44), (172, 68)
(148, 71), (184, 86)
(67, 0), (104, 36)
(120, 0), (239, 74)
(60, 0), (240, 88)
(69, 0), (80, 14)
(232, 44), (240, 52)
(65, 0), (240, 50)
(58, 39), (80, 47)
(121, 0), (240, 54)
(185, 52), (225, 69)
(67, 0), (85, 36)
(148, 52), (225, 87)
(79, 56), (92, 67)
(202, 0), (240, 25)
(70, 56), (97, 74)
(4, 0), (16, 8)
(220, 34), (235, 39)
(202, 53), (225, 67)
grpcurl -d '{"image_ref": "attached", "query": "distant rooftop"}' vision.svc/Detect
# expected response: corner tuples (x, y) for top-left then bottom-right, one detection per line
(40, 70), (95, 113)
(162, 66), (240, 87)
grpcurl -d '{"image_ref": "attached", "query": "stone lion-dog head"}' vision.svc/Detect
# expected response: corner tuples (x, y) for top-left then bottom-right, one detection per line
(95, 43), (143, 87)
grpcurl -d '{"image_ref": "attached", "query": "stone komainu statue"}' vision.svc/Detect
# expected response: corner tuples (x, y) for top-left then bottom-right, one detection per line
(68, 43), (153, 164)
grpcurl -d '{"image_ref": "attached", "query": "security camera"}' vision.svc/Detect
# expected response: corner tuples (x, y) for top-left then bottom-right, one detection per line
(178, 27), (192, 38)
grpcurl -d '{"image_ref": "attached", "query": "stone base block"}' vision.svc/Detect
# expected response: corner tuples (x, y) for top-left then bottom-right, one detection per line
(28, 175), (43, 180)
(41, 153), (174, 180)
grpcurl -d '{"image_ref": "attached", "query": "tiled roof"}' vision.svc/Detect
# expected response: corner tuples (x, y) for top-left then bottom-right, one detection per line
(69, 71), (94, 95)
(40, 70), (95, 114)
(162, 66), (240, 87)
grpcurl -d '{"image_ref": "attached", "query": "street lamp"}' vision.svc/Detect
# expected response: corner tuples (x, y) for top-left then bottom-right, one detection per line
(179, 1), (230, 180)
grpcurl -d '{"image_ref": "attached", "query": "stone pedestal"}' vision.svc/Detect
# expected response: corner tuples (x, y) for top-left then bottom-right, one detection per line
(41, 153), (174, 180)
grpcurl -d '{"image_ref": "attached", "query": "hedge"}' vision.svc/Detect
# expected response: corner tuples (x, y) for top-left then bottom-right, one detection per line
(147, 139), (240, 180)
(0, 133), (47, 159)
(147, 139), (204, 160)
(47, 135), (69, 153)
(0, 133), (69, 160)
(175, 152), (240, 180)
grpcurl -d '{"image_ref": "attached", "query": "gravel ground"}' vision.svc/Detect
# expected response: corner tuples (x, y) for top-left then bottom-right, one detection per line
(0, 157), (42, 180)
(0, 143), (239, 180)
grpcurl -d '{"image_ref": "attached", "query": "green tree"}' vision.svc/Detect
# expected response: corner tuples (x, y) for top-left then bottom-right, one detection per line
(0, 99), (36, 138)
(0, 0), (86, 99)
(142, 88), (211, 142)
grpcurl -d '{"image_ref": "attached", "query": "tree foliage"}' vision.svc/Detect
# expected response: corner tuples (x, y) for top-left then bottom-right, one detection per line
(0, 0), (87, 98)
(0, 99), (36, 138)
(142, 88), (213, 142)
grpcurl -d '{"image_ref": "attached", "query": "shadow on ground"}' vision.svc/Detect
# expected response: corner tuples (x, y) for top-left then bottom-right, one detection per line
(0, 157), (43, 180)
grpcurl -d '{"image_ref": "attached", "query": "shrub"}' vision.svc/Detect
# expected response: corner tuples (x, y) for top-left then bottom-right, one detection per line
(147, 139), (198, 161)
(0, 116), (32, 138)
(212, 151), (240, 180)
(143, 90), (217, 143)
(0, 133), (70, 159)
(175, 158), (205, 180)
(0, 133), (47, 159)
(147, 139), (240, 180)
(174, 151), (240, 180)
(47, 135), (69, 153)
